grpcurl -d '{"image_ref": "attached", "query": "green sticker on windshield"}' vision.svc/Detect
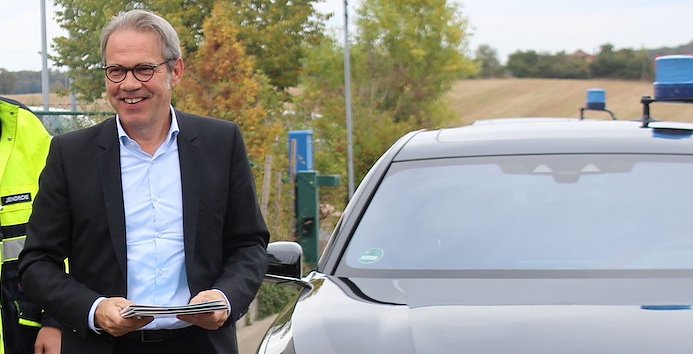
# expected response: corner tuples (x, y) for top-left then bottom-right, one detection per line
(358, 248), (384, 264)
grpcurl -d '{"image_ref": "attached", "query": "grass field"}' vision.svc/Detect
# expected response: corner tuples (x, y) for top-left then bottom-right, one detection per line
(7, 78), (693, 125)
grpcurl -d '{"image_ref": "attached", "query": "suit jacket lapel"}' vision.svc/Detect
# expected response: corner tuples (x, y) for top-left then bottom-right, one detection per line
(97, 118), (127, 282)
(176, 112), (201, 268)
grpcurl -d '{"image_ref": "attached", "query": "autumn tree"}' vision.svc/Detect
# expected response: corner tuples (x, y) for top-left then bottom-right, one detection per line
(175, 2), (290, 242)
(176, 1), (281, 164)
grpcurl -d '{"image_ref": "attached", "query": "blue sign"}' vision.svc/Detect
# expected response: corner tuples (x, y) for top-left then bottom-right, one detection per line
(289, 130), (314, 173)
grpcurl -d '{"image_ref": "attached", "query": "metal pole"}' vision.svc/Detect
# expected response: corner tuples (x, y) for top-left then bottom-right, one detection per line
(343, 0), (355, 198)
(69, 78), (77, 111)
(40, 0), (50, 112)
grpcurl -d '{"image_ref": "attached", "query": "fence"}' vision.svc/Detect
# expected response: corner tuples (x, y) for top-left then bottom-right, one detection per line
(32, 110), (112, 135)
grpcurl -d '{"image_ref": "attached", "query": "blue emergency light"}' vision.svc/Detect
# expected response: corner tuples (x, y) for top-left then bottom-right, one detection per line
(579, 88), (615, 120)
(640, 54), (693, 127)
(586, 89), (606, 110)
(653, 55), (693, 100)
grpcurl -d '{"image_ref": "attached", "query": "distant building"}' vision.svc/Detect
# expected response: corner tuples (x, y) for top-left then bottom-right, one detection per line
(572, 50), (595, 63)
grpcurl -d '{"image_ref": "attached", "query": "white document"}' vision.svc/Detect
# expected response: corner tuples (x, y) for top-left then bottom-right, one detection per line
(120, 300), (228, 318)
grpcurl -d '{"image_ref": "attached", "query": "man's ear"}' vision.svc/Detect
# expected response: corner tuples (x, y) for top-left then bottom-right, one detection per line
(170, 58), (185, 88)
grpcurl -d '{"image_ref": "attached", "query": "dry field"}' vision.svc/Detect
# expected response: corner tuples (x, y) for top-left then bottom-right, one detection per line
(7, 78), (693, 124)
(5, 93), (111, 112)
(445, 78), (693, 126)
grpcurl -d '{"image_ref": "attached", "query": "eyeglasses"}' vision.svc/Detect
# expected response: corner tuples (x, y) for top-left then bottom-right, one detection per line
(102, 59), (175, 83)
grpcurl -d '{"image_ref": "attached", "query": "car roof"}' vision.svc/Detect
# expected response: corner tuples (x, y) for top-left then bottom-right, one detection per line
(393, 118), (693, 161)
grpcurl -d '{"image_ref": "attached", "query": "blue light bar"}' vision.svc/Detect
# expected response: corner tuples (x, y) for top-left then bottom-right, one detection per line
(653, 55), (693, 100)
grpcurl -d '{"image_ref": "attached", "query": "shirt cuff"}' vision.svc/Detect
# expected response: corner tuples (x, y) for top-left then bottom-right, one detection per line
(210, 289), (232, 314)
(88, 297), (107, 333)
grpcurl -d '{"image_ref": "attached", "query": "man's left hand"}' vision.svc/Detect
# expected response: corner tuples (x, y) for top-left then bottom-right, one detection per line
(177, 290), (230, 330)
(34, 326), (61, 354)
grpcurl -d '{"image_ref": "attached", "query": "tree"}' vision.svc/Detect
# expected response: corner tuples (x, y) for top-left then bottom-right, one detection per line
(294, 37), (414, 207)
(147, 0), (216, 56)
(0, 69), (17, 94)
(292, 0), (477, 209)
(52, 0), (132, 102)
(52, 0), (323, 101)
(506, 50), (541, 78)
(151, 0), (325, 91)
(591, 44), (653, 80)
(537, 51), (589, 79)
(176, 1), (281, 164)
(174, 2), (290, 242)
(223, 0), (327, 91)
(474, 44), (503, 78)
(354, 0), (477, 126)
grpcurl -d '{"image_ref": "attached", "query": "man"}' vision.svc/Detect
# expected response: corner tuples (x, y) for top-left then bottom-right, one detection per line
(18, 9), (269, 354)
(0, 97), (60, 354)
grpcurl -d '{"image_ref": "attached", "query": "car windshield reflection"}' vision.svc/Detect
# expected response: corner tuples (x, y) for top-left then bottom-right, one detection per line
(344, 154), (693, 272)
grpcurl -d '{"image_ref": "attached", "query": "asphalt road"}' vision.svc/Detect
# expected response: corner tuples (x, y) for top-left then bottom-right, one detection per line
(237, 315), (277, 354)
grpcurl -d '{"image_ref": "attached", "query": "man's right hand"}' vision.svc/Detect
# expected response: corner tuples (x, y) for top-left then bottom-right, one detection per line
(95, 297), (153, 337)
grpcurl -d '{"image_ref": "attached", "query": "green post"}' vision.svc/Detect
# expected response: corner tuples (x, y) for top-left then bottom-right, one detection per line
(294, 172), (341, 267)
(290, 130), (340, 268)
(295, 171), (319, 265)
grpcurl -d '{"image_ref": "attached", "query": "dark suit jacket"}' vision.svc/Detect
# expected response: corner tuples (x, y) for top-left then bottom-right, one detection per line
(18, 111), (269, 354)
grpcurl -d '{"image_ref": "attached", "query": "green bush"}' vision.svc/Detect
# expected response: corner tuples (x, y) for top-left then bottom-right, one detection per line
(256, 283), (300, 319)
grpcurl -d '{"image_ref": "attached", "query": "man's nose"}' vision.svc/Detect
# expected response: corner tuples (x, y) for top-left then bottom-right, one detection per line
(120, 71), (143, 89)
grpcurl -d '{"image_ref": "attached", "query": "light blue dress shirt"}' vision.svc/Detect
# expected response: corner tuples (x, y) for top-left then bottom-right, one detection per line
(117, 109), (190, 330)
(88, 108), (190, 330)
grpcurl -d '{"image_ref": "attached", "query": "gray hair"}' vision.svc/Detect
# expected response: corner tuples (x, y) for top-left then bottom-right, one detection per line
(100, 9), (181, 69)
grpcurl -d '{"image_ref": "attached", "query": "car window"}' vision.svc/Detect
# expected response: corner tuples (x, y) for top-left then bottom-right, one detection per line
(344, 154), (693, 271)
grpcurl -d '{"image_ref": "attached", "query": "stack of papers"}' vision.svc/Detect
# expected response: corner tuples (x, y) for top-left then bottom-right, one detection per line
(120, 300), (228, 318)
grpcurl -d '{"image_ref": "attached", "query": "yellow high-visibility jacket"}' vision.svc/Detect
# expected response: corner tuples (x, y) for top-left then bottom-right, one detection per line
(0, 97), (51, 354)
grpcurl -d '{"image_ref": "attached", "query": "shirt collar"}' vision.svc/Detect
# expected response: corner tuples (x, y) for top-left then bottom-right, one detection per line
(116, 105), (180, 144)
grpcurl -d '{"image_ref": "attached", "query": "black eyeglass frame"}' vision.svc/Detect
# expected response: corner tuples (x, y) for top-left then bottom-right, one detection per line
(102, 59), (176, 83)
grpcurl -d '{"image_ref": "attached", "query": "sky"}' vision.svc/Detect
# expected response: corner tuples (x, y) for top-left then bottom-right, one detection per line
(2, 0), (692, 72)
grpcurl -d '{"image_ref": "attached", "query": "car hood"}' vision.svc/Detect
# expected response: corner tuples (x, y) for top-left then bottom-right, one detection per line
(264, 273), (693, 354)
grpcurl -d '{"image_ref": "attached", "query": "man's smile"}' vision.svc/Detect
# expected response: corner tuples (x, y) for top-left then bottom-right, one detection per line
(123, 97), (145, 104)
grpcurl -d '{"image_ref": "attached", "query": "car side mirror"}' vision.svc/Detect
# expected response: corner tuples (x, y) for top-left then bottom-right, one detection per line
(266, 241), (303, 282)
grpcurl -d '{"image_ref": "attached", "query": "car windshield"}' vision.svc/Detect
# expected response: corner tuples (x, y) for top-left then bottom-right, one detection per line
(344, 154), (693, 272)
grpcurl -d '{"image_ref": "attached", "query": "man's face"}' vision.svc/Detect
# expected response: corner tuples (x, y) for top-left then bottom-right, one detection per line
(104, 29), (183, 131)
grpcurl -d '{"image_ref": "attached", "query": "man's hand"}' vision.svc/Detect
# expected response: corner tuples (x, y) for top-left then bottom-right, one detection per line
(34, 326), (61, 354)
(95, 297), (153, 337)
(177, 290), (230, 330)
